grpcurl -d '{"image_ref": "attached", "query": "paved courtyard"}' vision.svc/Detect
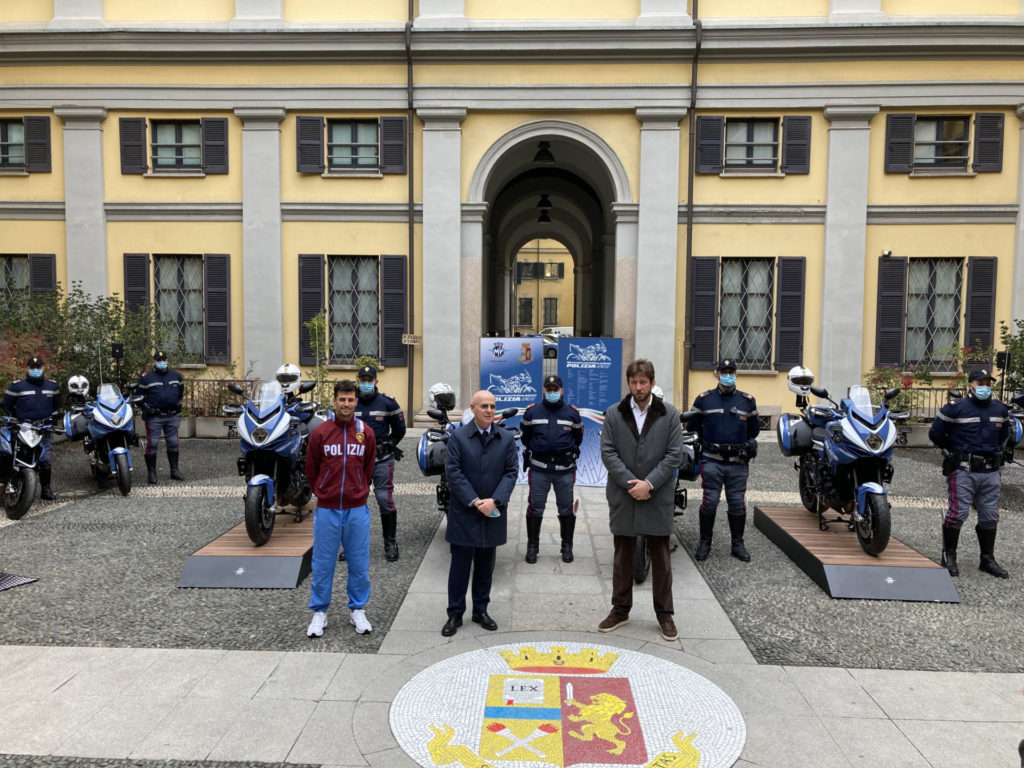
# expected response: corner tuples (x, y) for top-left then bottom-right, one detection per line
(0, 433), (1021, 767)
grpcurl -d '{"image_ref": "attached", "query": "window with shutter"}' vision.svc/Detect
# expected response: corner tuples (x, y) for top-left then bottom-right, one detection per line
(0, 256), (31, 303)
(296, 116), (326, 173)
(875, 256), (907, 367)
(780, 116), (811, 175)
(885, 112), (1003, 174)
(154, 255), (205, 362)
(119, 118), (148, 175)
(380, 255), (407, 367)
(972, 113), (1004, 173)
(720, 258), (774, 369)
(201, 118), (229, 175)
(27, 254), (56, 296)
(774, 257), (805, 369)
(24, 117), (51, 173)
(905, 258), (962, 369)
(696, 116), (724, 174)
(0, 120), (26, 168)
(123, 253), (151, 312)
(298, 254), (325, 365)
(204, 254), (230, 364)
(964, 257), (997, 359)
(689, 257), (719, 369)
(298, 116), (407, 175)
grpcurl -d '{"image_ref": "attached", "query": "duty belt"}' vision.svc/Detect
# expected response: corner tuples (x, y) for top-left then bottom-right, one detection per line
(704, 443), (748, 463)
(956, 452), (1001, 473)
(704, 452), (747, 464)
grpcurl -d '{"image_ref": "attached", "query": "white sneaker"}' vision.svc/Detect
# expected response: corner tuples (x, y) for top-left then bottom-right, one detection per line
(350, 609), (372, 635)
(307, 610), (327, 637)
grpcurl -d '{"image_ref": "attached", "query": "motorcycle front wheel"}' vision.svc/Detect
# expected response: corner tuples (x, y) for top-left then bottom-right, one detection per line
(4, 468), (38, 520)
(633, 534), (651, 583)
(114, 453), (131, 497)
(798, 457), (821, 515)
(244, 484), (275, 546)
(856, 494), (891, 556)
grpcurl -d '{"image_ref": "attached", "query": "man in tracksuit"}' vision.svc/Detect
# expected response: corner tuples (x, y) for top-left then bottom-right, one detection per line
(305, 380), (377, 638)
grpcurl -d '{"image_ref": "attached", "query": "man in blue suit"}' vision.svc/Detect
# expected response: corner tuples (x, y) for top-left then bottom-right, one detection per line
(441, 389), (519, 637)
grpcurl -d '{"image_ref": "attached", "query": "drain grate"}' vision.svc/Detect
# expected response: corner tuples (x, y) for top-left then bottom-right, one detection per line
(0, 573), (37, 592)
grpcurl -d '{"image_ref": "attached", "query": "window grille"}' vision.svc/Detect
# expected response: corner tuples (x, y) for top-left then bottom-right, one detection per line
(906, 258), (963, 368)
(154, 255), (204, 360)
(543, 298), (558, 326)
(518, 297), (533, 328)
(328, 256), (379, 362)
(720, 258), (774, 369)
(0, 256), (29, 304)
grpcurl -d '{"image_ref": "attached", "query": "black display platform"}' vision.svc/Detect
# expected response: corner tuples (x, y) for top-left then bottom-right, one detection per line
(754, 505), (959, 603)
(178, 511), (313, 589)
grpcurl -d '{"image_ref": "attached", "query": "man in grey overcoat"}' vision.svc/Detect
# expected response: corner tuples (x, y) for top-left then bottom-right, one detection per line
(599, 359), (683, 642)
(440, 389), (519, 637)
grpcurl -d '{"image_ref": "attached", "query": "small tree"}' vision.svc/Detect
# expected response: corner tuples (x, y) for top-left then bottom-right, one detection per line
(304, 310), (332, 408)
(998, 319), (1024, 397)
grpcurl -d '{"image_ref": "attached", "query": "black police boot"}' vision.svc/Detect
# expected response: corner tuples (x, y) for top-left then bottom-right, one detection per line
(382, 512), (399, 562)
(694, 513), (715, 561)
(559, 514), (576, 563)
(145, 453), (158, 485)
(525, 515), (542, 564)
(39, 467), (55, 500)
(940, 525), (960, 577)
(977, 525), (1009, 579)
(167, 450), (184, 481)
(728, 514), (751, 562)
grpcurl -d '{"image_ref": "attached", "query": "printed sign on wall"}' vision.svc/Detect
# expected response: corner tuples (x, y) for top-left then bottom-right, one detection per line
(479, 337), (544, 411)
(559, 338), (622, 486)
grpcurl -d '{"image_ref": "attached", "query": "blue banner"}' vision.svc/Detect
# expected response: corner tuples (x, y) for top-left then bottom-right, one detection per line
(479, 337), (544, 411)
(558, 337), (622, 486)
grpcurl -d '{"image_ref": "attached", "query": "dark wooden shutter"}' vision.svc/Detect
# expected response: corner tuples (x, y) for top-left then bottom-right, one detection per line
(119, 117), (148, 175)
(964, 256), (997, 356)
(298, 254), (325, 365)
(296, 116), (325, 173)
(781, 116), (811, 175)
(123, 253), (151, 312)
(875, 256), (907, 366)
(774, 257), (805, 369)
(972, 113), (1004, 173)
(203, 254), (230, 364)
(379, 116), (407, 174)
(380, 255), (408, 366)
(689, 257), (719, 369)
(23, 117), (51, 173)
(884, 114), (915, 173)
(200, 117), (228, 175)
(695, 116), (724, 174)
(558, 263), (565, 278)
(27, 254), (56, 295)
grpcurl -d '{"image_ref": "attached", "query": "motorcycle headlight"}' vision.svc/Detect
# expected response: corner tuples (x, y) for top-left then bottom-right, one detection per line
(252, 426), (269, 444)
(865, 433), (883, 450)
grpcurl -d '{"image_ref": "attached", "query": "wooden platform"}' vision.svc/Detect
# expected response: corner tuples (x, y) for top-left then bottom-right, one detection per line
(754, 505), (959, 602)
(178, 509), (314, 589)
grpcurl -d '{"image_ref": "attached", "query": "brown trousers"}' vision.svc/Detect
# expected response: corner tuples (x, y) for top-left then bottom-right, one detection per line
(611, 534), (674, 616)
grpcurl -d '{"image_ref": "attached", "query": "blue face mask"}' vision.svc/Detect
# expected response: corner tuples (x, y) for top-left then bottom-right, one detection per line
(544, 391), (561, 404)
(358, 382), (375, 396)
(155, 361), (168, 372)
(27, 368), (42, 379)
(973, 385), (992, 401)
(719, 373), (736, 388)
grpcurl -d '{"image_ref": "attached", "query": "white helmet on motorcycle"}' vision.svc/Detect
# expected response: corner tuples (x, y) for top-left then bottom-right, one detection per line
(68, 374), (89, 398)
(651, 385), (664, 400)
(275, 363), (302, 395)
(428, 382), (455, 412)
(787, 365), (815, 397)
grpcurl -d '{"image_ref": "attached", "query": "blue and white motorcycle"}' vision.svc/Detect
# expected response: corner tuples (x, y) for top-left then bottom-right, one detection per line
(65, 382), (142, 497)
(0, 416), (54, 519)
(778, 383), (906, 555)
(224, 379), (322, 546)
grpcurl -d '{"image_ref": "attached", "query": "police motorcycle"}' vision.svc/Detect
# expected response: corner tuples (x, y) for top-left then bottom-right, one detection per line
(0, 413), (55, 519)
(632, 387), (702, 583)
(417, 382), (520, 513)
(64, 376), (142, 496)
(223, 378), (322, 546)
(777, 366), (907, 555)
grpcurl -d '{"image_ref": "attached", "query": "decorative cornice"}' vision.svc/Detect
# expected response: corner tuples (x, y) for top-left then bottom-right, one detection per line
(0, 201), (65, 220)
(867, 204), (1018, 224)
(105, 202), (242, 221)
(824, 105), (881, 124)
(281, 201), (422, 222)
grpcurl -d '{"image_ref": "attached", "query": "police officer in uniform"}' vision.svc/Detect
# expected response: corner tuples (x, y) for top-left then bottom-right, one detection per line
(2, 355), (60, 499)
(135, 351), (185, 484)
(929, 367), (1012, 579)
(687, 359), (760, 562)
(520, 375), (584, 564)
(353, 364), (406, 562)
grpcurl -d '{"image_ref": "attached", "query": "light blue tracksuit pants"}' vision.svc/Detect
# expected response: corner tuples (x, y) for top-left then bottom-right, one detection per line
(308, 503), (371, 612)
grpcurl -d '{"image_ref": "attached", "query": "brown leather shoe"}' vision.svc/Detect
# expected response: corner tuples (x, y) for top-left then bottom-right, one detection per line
(598, 610), (629, 633)
(657, 614), (678, 642)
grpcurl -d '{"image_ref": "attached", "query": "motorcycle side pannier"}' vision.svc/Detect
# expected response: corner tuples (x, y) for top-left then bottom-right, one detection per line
(64, 411), (90, 442)
(417, 432), (448, 476)
(678, 440), (703, 481)
(777, 413), (813, 457)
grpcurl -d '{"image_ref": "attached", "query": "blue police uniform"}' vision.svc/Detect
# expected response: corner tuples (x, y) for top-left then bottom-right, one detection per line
(929, 382), (1012, 578)
(520, 392), (584, 563)
(688, 372), (760, 562)
(353, 380), (406, 561)
(135, 359), (185, 483)
(2, 371), (60, 497)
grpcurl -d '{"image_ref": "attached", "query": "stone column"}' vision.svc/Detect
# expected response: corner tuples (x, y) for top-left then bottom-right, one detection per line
(415, 0), (467, 28)
(54, 107), (108, 297)
(612, 203), (639, 365)
(635, 108), (685, 398)
(420, 108), (467, 405)
(235, 108), (286, 380)
(462, 201), (487, 403)
(636, 0), (691, 26)
(821, 105), (879, 393)
(1012, 104), (1024, 323)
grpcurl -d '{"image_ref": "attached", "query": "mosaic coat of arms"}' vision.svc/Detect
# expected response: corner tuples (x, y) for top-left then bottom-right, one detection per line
(390, 642), (745, 768)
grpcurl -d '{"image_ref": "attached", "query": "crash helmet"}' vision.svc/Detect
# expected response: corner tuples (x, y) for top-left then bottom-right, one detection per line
(651, 385), (665, 400)
(787, 365), (815, 397)
(275, 363), (302, 395)
(428, 382), (455, 412)
(67, 374), (90, 398)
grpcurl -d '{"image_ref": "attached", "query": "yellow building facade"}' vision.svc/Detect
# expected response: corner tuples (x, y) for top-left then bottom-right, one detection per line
(2, 0), (1023, 416)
